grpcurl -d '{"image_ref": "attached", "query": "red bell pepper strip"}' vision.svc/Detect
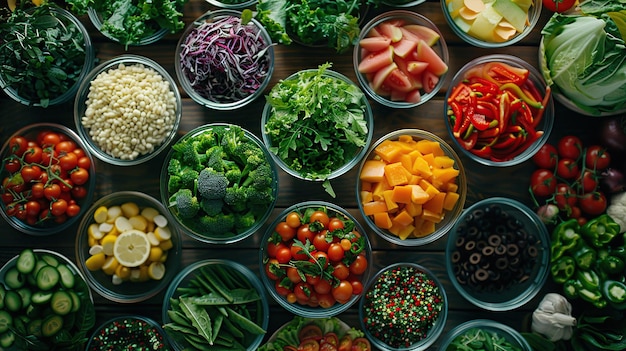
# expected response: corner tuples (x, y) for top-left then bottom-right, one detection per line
(477, 100), (498, 120)
(457, 131), (478, 150)
(469, 145), (493, 158)
(492, 133), (519, 150)
(454, 92), (476, 138)
(533, 86), (552, 128)
(483, 62), (529, 86)
(499, 83), (543, 109)
(470, 113), (497, 131)
(448, 82), (472, 103)
(478, 126), (500, 140)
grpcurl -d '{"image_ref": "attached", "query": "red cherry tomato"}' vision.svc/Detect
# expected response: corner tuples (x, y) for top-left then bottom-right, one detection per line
(327, 218), (345, 232)
(297, 224), (315, 243)
(557, 135), (583, 160)
(327, 243), (345, 262)
(542, 0), (576, 13)
(585, 145), (611, 171)
(349, 255), (368, 276)
(530, 169), (557, 198)
(313, 232), (331, 252)
(70, 167), (89, 186)
(9, 136), (28, 156)
(298, 324), (323, 341)
(331, 280), (353, 303)
(332, 262), (350, 280)
(579, 192), (607, 216)
(556, 159), (580, 180)
(309, 210), (330, 228)
(276, 221), (296, 242)
(276, 246), (292, 264)
(532, 143), (558, 169)
(554, 183), (577, 210)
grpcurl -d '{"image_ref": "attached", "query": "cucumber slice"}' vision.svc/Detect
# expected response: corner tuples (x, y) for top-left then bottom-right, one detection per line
(41, 314), (63, 337)
(40, 254), (59, 267)
(4, 267), (25, 289)
(27, 318), (42, 338)
(56, 264), (75, 289)
(0, 329), (15, 348)
(16, 249), (37, 275)
(4, 290), (22, 312)
(0, 310), (12, 333)
(50, 291), (72, 316)
(31, 290), (53, 305)
(16, 287), (32, 308)
(68, 290), (81, 313)
(0, 285), (5, 310)
(36, 266), (59, 291)
(28, 259), (49, 286)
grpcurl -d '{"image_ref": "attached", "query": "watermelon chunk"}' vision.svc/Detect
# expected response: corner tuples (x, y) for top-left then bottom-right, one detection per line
(358, 46), (394, 74)
(403, 24), (441, 46)
(415, 40), (448, 76)
(359, 36), (392, 52)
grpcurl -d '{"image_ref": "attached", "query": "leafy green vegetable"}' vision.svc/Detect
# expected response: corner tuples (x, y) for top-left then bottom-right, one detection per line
(255, 0), (379, 52)
(540, 1), (626, 116)
(263, 62), (370, 196)
(0, 4), (89, 107)
(447, 328), (523, 351)
(570, 312), (626, 351)
(65, 0), (187, 48)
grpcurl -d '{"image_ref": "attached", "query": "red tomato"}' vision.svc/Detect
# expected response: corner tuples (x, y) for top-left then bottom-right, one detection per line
(287, 267), (302, 283)
(276, 246), (292, 264)
(311, 251), (329, 268)
(309, 210), (330, 228)
(276, 221), (297, 241)
(54, 140), (76, 154)
(50, 199), (68, 217)
(4, 158), (21, 174)
(265, 259), (281, 280)
(291, 243), (309, 261)
(532, 143), (558, 169)
(349, 255), (368, 276)
(579, 170), (598, 193)
(77, 156), (91, 170)
(31, 183), (45, 199)
(25, 200), (41, 217)
(294, 282), (312, 302)
(557, 135), (583, 160)
(23, 146), (43, 164)
(275, 280), (292, 297)
(332, 262), (350, 280)
(327, 243), (345, 262)
(9, 136), (28, 156)
(338, 335), (352, 351)
(313, 278), (332, 295)
(21, 165), (43, 183)
(298, 324), (323, 341)
(554, 183), (577, 210)
(542, 0), (576, 13)
(352, 337), (372, 351)
(286, 211), (302, 228)
(43, 183), (61, 201)
(266, 241), (283, 258)
(328, 218), (345, 232)
(313, 232), (331, 252)
(66, 203), (81, 217)
(58, 152), (78, 172)
(331, 280), (353, 303)
(297, 224), (315, 243)
(298, 339), (320, 351)
(317, 293), (336, 309)
(556, 159), (580, 180)
(579, 192), (607, 216)
(70, 167), (89, 186)
(350, 280), (364, 295)
(71, 185), (88, 199)
(41, 132), (61, 147)
(585, 145), (611, 171)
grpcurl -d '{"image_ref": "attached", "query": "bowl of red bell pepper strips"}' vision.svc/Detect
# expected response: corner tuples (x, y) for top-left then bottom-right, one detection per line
(444, 54), (554, 167)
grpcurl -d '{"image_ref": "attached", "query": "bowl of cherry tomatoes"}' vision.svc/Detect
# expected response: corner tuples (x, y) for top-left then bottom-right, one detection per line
(259, 201), (372, 318)
(0, 123), (96, 235)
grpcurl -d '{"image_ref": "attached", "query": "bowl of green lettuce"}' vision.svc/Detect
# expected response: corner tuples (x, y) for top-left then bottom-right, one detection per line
(539, 1), (626, 116)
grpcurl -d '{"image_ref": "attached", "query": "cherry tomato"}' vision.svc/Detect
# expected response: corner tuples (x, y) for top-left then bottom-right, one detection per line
(332, 262), (350, 280)
(294, 282), (312, 302)
(41, 132), (61, 147)
(316, 293), (336, 309)
(579, 192), (607, 216)
(338, 335), (352, 351)
(569, 206), (582, 219)
(71, 185), (88, 199)
(352, 337), (372, 351)
(31, 183), (45, 199)
(276, 246), (292, 264)
(530, 169), (557, 198)
(542, 0), (576, 13)
(557, 135), (583, 160)
(266, 241), (282, 258)
(320, 343), (337, 351)
(579, 170), (598, 193)
(349, 255), (368, 276)
(286, 211), (302, 228)
(327, 243), (345, 262)
(532, 143), (558, 170)
(287, 267), (303, 283)
(9, 136), (28, 156)
(70, 167), (89, 186)
(297, 224), (315, 243)
(313, 232), (331, 252)
(72, 148), (86, 159)
(554, 183), (577, 210)
(556, 159), (580, 180)
(265, 259), (281, 280)
(44, 183), (61, 200)
(322, 333), (339, 346)
(585, 145), (611, 171)
(1, 192), (14, 204)
(54, 140), (76, 154)
(4, 158), (21, 174)
(331, 280), (353, 303)
(305, 274), (321, 286)
(328, 218), (345, 232)
(298, 325), (323, 341)
(41, 149), (56, 165)
(275, 280), (291, 297)
(291, 243), (309, 261)
(309, 210), (330, 228)
(21, 165), (43, 183)
(23, 146), (43, 164)
(306, 291), (319, 307)
(66, 203), (81, 217)
(25, 200), (41, 217)
(310, 251), (329, 268)
(58, 152), (78, 172)
(313, 278), (332, 295)
(276, 221), (297, 242)
(350, 279), (364, 295)
(50, 199), (68, 217)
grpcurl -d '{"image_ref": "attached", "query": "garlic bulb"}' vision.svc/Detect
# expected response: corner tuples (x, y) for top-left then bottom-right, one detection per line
(531, 293), (577, 341)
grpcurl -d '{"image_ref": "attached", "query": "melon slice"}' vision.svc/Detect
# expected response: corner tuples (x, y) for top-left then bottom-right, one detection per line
(358, 46), (394, 74)
(377, 22), (403, 42)
(360, 36), (392, 52)
(415, 40), (448, 76)
(371, 62), (398, 91)
(403, 24), (441, 46)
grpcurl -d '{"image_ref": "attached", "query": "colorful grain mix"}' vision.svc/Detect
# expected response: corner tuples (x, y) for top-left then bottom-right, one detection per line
(362, 265), (444, 348)
(88, 317), (170, 351)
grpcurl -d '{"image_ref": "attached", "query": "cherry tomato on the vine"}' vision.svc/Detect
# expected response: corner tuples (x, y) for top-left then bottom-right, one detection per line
(530, 169), (557, 198)
(532, 143), (558, 169)
(309, 210), (330, 227)
(70, 167), (89, 186)
(556, 158), (580, 180)
(585, 145), (611, 171)
(542, 0), (576, 13)
(579, 192), (607, 216)
(557, 135), (583, 160)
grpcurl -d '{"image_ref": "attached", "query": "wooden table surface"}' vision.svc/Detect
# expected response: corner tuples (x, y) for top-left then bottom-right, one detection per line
(0, 0), (602, 349)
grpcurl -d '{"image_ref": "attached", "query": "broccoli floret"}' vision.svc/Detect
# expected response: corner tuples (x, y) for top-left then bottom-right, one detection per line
(169, 188), (200, 219)
(206, 145), (239, 174)
(200, 198), (224, 216)
(193, 213), (235, 236)
(167, 158), (183, 174)
(224, 184), (248, 212)
(197, 168), (228, 200)
(225, 168), (242, 184)
(235, 211), (257, 233)
(247, 186), (274, 205)
(172, 136), (214, 172)
(242, 163), (273, 190)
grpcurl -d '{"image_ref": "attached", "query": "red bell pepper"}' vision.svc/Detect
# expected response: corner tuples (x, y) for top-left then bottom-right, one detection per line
(483, 62), (529, 86)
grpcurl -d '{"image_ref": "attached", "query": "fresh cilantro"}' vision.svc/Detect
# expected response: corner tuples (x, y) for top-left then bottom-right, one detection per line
(263, 63), (370, 197)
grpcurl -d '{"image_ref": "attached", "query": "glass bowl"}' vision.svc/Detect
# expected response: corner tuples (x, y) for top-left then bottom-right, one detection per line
(86, 315), (171, 350)
(261, 67), (374, 182)
(0, 6), (94, 107)
(87, 0), (184, 47)
(442, 0), (542, 48)
(261, 316), (369, 349)
(356, 129), (466, 246)
(206, 0), (258, 8)
(444, 54), (554, 167)
(445, 197), (550, 311)
(162, 259), (270, 351)
(259, 201), (373, 318)
(359, 262), (447, 350)
(160, 123), (279, 244)
(353, 10), (449, 108)
(438, 319), (532, 351)
(0, 123), (96, 236)
(539, 38), (626, 117)
(0, 249), (95, 350)
(75, 191), (182, 303)
(74, 54), (182, 166)
(382, 0), (427, 7)
(175, 9), (275, 110)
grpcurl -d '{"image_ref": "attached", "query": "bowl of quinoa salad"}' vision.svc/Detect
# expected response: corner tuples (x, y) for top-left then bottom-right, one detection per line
(86, 315), (172, 350)
(74, 54), (182, 166)
(359, 262), (447, 350)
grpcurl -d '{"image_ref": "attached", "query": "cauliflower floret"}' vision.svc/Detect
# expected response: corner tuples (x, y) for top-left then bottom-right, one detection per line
(606, 191), (626, 233)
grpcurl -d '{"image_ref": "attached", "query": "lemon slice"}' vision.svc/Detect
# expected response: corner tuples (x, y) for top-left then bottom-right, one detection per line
(113, 230), (151, 268)
(148, 262), (166, 280)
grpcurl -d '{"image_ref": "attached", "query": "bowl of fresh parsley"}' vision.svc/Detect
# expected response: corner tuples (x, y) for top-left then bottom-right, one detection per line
(66, 0), (186, 47)
(261, 63), (374, 196)
(0, 4), (95, 107)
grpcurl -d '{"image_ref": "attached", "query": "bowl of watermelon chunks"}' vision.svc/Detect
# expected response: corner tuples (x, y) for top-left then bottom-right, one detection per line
(353, 10), (449, 108)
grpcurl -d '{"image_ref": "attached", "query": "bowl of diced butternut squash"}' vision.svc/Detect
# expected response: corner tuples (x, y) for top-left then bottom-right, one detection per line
(356, 129), (467, 246)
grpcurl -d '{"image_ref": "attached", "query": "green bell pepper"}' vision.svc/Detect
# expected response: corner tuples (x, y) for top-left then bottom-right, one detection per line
(550, 219), (580, 262)
(551, 256), (576, 284)
(599, 255), (625, 276)
(603, 279), (626, 309)
(577, 269), (601, 291)
(581, 214), (620, 248)
(578, 287), (607, 309)
(574, 243), (597, 270)
(563, 279), (581, 299)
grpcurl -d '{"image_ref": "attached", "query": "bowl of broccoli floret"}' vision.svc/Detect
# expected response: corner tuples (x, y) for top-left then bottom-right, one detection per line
(160, 123), (279, 244)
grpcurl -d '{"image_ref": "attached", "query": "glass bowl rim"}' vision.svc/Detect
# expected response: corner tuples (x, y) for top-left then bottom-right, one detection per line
(73, 53), (182, 166)
(174, 9), (275, 111)
(445, 196), (551, 311)
(358, 262), (448, 350)
(353, 10), (449, 108)
(259, 200), (373, 318)
(87, 7), (169, 46)
(75, 190), (183, 304)
(438, 319), (533, 351)
(355, 128), (467, 247)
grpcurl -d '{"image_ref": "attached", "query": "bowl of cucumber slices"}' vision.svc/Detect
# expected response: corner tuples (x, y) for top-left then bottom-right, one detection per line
(0, 249), (95, 350)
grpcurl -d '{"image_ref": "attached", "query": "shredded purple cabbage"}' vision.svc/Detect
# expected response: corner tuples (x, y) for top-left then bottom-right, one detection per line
(179, 15), (272, 103)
